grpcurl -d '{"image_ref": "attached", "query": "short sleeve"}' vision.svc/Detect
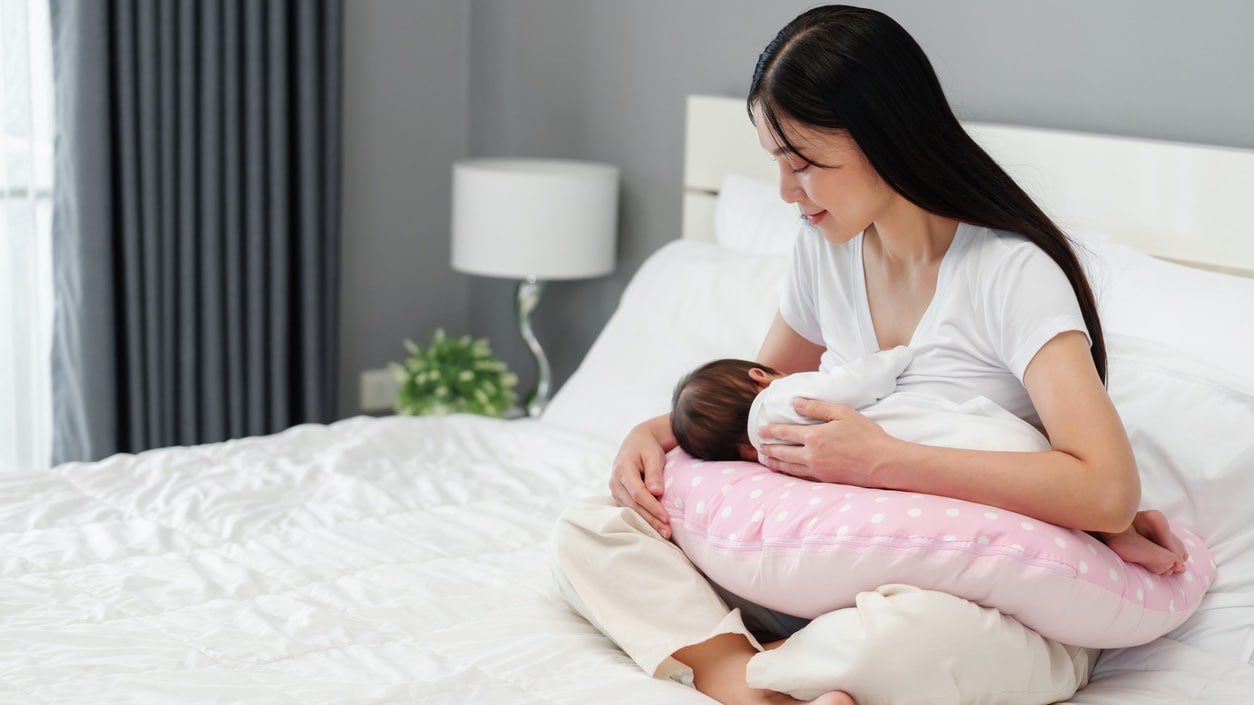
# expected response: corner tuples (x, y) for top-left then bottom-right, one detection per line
(985, 242), (1090, 381)
(778, 233), (824, 346)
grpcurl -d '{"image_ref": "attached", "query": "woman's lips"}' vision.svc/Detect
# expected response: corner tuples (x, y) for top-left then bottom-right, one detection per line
(804, 211), (827, 225)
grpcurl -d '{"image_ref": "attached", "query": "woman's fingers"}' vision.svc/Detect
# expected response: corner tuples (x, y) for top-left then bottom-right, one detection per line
(609, 457), (671, 538)
(794, 398), (852, 421)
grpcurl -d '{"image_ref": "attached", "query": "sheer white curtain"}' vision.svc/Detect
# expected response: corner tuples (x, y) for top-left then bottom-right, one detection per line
(0, 0), (54, 472)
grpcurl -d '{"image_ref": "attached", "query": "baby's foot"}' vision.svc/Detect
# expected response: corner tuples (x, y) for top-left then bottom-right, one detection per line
(1103, 510), (1189, 575)
(1133, 509), (1189, 573)
(1103, 529), (1179, 574)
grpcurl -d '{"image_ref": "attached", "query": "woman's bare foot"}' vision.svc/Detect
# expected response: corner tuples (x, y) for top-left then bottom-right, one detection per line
(675, 634), (856, 704)
(1102, 510), (1188, 575)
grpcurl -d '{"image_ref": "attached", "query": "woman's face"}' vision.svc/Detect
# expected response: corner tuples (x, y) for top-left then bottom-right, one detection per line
(752, 104), (895, 245)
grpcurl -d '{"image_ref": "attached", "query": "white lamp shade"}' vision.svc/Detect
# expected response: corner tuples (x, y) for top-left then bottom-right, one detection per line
(451, 158), (620, 280)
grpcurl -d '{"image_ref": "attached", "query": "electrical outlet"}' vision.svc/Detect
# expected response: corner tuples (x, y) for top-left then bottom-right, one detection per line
(360, 368), (399, 412)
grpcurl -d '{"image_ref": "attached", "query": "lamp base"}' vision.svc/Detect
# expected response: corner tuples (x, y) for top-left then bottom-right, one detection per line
(516, 277), (551, 418)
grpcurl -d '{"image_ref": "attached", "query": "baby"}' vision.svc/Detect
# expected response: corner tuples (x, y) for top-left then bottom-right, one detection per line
(670, 347), (1187, 575)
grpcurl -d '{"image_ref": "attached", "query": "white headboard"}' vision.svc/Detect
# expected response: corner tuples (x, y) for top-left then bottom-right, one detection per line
(681, 94), (1254, 277)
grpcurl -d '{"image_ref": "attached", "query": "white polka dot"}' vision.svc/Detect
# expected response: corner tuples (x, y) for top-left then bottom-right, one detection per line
(750, 489), (763, 500)
(721, 507), (733, 518)
(779, 491), (791, 499)
(721, 485), (732, 495)
(907, 508), (923, 518)
(1020, 521), (1035, 531)
(838, 504), (852, 513)
(1169, 600), (1176, 613)
(1184, 571), (1194, 582)
(722, 467), (736, 475)
(785, 481), (797, 487)
(691, 476), (702, 486)
(1088, 543), (1098, 554)
(1055, 537), (1068, 548)
(664, 477), (674, 489)
(977, 536), (990, 545)
(1109, 568), (1119, 582)
(837, 526), (850, 535)
(1145, 576), (1155, 589)
(943, 534), (957, 542)
(1010, 544), (1024, 552)
(751, 474), (765, 482)
(984, 512), (998, 520)
(776, 511), (790, 522)
(809, 497), (822, 506)
(807, 517), (818, 528)
(1184, 538), (1196, 547)
(875, 496), (890, 504)
(843, 492), (854, 499)
(751, 510), (764, 523)
(812, 485), (827, 491)
(674, 498), (683, 510)
(871, 513), (885, 524)
(1136, 587), (1144, 602)
(695, 501), (706, 514)
(1078, 561), (1089, 574)
(728, 532), (737, 541)
(945, 508), (960, 517)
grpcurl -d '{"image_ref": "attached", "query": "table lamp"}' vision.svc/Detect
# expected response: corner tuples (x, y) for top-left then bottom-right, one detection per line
(451, 158), (620, 417)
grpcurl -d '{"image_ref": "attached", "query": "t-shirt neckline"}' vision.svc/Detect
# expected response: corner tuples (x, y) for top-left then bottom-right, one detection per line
(852, 223), (971, 353)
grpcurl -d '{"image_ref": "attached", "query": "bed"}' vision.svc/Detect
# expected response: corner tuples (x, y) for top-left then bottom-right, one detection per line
(3, 94), (1252, 704)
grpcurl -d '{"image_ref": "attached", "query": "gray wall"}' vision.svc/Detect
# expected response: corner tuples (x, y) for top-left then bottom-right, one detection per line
(341, 0), (1254, 418)
(338, 0), (471, 418)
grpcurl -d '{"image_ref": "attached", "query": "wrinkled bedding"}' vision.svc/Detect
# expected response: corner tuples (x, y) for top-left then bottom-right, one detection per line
(3, 238), (1253, 703)
(0, 417), (712, 704)
(1, 410), (1251, 704)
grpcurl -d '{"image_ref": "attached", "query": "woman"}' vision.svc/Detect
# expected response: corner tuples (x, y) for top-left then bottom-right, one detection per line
(552, 6), (1183, 704)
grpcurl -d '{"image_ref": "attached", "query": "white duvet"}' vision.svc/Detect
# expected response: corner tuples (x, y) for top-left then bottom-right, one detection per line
(2, 239), (1252, 704)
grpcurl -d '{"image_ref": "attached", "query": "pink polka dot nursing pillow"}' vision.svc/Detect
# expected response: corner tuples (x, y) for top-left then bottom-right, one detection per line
(662, 449), (1215, 648)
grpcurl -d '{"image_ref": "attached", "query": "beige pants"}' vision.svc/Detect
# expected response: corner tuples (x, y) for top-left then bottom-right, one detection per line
(551, 497), (1096, 705)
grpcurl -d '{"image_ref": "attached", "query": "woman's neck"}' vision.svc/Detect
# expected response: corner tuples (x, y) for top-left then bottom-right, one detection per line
(867, 201), (959, 269)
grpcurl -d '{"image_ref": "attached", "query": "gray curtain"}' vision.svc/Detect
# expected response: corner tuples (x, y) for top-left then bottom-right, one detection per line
(50, 0), (343, 463)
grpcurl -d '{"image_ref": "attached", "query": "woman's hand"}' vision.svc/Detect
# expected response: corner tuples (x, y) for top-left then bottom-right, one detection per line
(609, 415), (674, 539)
(756, 398), (897, 486)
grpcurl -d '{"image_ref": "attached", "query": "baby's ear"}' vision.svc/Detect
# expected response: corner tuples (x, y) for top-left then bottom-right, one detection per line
(747, 367), (774, 389)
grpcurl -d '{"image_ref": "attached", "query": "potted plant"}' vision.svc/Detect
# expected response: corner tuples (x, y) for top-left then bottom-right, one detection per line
(390, 329), (519, 418)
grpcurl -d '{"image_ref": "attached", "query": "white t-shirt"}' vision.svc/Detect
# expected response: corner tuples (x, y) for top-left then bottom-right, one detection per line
(779, 223), (1089, 428)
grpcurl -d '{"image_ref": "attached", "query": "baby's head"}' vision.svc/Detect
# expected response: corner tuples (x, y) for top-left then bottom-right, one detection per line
(672, 358), (784, 462)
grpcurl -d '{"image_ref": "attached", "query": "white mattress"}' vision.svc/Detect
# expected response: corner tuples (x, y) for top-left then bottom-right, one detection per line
(4, 239), (1253, 703)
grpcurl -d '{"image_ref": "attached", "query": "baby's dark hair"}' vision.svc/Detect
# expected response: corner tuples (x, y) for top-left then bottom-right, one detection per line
(672, 358), (781, 461)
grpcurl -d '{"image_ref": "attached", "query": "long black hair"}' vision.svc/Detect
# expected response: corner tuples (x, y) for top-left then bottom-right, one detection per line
(749, 5), (1107, 382)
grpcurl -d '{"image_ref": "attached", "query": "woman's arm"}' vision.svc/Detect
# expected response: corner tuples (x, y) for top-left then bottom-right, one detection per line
(608, 311), (824, 537)
(757, 312), (825, 373)
(758, 331), (1141, 533)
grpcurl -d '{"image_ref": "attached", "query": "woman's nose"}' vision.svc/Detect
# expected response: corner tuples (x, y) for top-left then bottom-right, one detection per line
(777, 168), (803, 204)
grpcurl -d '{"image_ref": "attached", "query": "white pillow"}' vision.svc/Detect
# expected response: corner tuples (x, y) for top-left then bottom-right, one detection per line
(543, 240), (786, 443)
(1074, 234), (1254, 386)
(714, 174), (802, 255)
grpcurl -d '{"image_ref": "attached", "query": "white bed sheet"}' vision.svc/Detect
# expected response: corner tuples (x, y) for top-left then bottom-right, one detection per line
(3, 239), (1252, 704)
(0, 416), (714, 704)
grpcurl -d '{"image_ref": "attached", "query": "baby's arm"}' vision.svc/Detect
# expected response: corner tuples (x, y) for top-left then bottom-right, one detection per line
(1097, 509), (1188, 575)
(812, 346), (913, 410)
